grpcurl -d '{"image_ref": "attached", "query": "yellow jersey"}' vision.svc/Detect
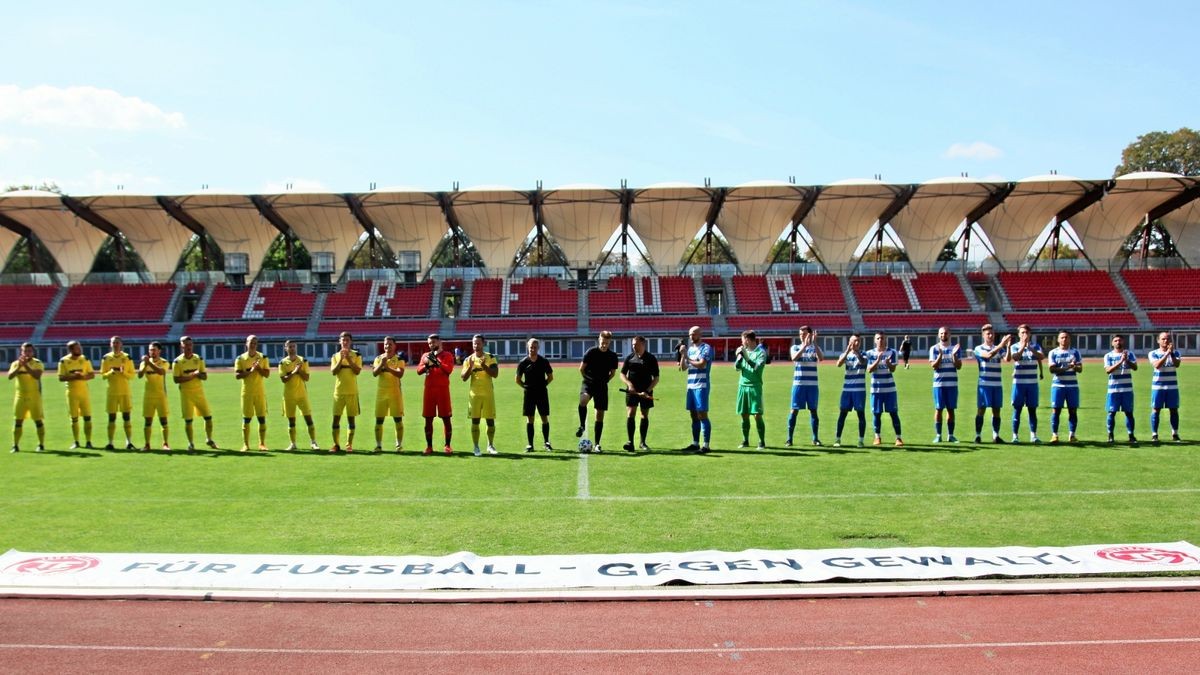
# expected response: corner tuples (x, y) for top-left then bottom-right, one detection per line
(57, 354), (93, 397)
(140, 356), (169, 400)
(172, 354), (207, 394)
(464, 352), (498, 397)
(234, 351), (270, 397)
(373, 354), (405, 398)
(331, 349), (362, 397)
(8, 357), (44, 398)
(101, 351), (135, 396)
(278, 355), (309, 400)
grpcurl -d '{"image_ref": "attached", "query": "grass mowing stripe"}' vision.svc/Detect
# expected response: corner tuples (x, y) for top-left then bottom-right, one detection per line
(576, 451), (590, 500)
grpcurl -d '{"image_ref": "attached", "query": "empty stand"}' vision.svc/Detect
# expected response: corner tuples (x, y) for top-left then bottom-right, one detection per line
(468, 278), (576, 316)
(593, 316), (712, 334)
(911, 273), (971, 310)
(850, 276), (911, 312)
(204, 282), (314, 320)
(997, 271), (1127, 310)
(183, 321), (308, 338)
(731, 274), (847, 313)
(725, 315), (852, 333)
(1003, 312), (1138, 329)
(591, 276), (698, 315)
(1122, 269), (1200, 309)
(455, 317), (578, 334)
(1147, 311), (1200, 328)
(861, 313), (989, 331)
(324, 280), (434, 319)
(315, 319), (442, 338)
(54, 283), (175, 323)
(0, 326), (33, 341)
(0, 285), (58, 323)
(43, 324), (170, 341)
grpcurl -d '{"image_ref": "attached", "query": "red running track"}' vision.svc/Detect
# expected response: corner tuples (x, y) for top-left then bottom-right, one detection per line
(1, 592), (1198, 672)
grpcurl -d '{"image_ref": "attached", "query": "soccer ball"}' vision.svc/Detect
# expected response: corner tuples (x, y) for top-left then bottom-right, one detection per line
(577, 438), (593, 453)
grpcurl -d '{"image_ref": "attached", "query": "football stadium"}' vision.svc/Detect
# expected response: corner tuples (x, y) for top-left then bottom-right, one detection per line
(4, 2), (1200, 669)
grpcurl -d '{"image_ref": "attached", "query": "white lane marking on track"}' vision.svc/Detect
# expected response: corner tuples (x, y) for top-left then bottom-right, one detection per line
(576, 451), (589, 500)
(3, 637), (1200, 655)
(4, 487), (1199, 504)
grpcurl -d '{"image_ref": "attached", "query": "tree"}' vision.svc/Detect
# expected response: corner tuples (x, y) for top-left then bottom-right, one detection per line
(2, 235), (59, 274)
(937, 239), (958, 262)
(858, 246), (909, 263)
(345, 232), (398, 269)
(680, 230), (737, 266)
(178, 233), (223, 272)
(513, 229), (568, 268)
(261, 233), (312, 271)
(1114, 128), (1200, 176)
(429, 231), (485, 269)
(1026, 244), (1083, 262)
(1119, 222), (1179, 259)
(89, 235), (148, 275)
(3, 181), (62, 194)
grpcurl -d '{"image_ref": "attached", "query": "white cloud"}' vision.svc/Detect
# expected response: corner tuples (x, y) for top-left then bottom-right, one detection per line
(262, 178), (329, 193)
(944, 141), (1003, 161)
(0, 135), (40, 153)
(0, 84), (186, 130)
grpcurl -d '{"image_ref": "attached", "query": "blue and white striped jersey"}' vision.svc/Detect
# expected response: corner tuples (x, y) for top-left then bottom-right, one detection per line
(1104, 350), (1137, 394)
(1148, 349), (1181, 391)
(686, 342), (713, 390)
(973, 344), (1004, 389)
(929, 343), (960, 388)
(865, 348), (898, 395)
(790, 343), (820, 389)
(1047, 347), (1082, 389)
(1009, 343), (1042, 385)
(841, 351), (866, 393)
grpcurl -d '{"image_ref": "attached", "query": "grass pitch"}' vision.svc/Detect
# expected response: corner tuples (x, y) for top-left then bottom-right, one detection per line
(1, 361), (1197, 556)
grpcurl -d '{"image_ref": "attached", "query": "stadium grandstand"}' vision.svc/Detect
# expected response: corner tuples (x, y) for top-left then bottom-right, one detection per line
(1, 172), (1199, 365)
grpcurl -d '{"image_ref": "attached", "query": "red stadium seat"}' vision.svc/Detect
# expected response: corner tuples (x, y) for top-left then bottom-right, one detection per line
(911, 273), (971, 310)
(591, 276), (698, 315)
(467, 278), (576, 317)
(997, 271), (1127, 310)
(316, 319), (442, 337)
(1003, 312), (1138, 329)
(731, 274), (847, 313)
(1122, 269), (1200, 310)
(0, 285), (59, 323)
(456, 317), (578, 334)
(323, 280), (435, 319)
(183, 321), (308, 338)
(204, 282), (314, 320)
(53, 283), (175, 323)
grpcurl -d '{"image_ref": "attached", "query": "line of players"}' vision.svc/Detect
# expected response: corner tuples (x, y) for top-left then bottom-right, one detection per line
(8, 323), (1182, 455)
(785, 323), (1183, 448)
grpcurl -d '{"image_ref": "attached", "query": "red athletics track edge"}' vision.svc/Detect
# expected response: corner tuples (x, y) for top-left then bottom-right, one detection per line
(3, 576), (1200, 604)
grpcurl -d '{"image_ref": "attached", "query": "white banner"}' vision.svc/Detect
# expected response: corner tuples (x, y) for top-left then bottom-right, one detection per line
(1, 543), (1198, 595)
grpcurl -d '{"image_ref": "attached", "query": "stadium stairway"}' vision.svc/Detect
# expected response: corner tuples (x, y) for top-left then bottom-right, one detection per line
(30, 287), (68, 343)
(577, 283), (589, 334)
(838, 276), (866, 333)
(1109, 270), (1152, 330)
(305, 291), (328, 338)
(428, 277), (444, 319)
(719, 276), (738, 314)
(191, 284), (217, 322)
(458, 279), (473, 319)
(956, 273), (984, 312)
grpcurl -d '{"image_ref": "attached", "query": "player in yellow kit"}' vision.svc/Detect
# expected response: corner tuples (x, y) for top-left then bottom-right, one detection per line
(278, 339), (319, 451)
(9, 342), (45, 453)
(173, 335), (217, 452)
(330, 331), (362, 452)
(234, 334), (271, 452)
(371, 335), (406, 453)
(101, 335), (136, 451)
(460, 333), (499, 456)
(58, 340), (95, 450)
(138, 341), (170, 451)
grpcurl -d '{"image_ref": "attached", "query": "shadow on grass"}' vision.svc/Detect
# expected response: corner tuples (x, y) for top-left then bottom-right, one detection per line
(37, 449), (104, 458)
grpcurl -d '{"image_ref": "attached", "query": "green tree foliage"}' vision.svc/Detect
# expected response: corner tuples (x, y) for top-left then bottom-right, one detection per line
(345, 232), (398, 269)
(937, 239), (959, 262)
(1027, 244), (1083, 261)
(89, 235), (148, 275)
(178, 233), (224, 272)
(1119, 222), (1178, 258)
(2, 235), (60, 274)
(261, 233), (312, 271)
(3, 181), (62, 194)
(1114, 128), (1200, 176)
(513, 229), (569, 268)
(681, 230), (737, 266)
(859, 245), (909, 263)
(429, 230), (485, 269)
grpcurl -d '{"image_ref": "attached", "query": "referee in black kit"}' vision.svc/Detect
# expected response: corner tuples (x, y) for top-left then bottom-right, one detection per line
(620, 335), (660, 453)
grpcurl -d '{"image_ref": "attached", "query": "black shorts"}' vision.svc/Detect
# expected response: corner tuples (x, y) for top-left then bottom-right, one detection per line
(523, 389), (550, 417)
(625, 392), (654, 411)
(581, 382), (609, 411)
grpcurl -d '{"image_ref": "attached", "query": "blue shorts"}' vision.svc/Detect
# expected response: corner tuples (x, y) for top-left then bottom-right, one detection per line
(1050, 387), (1079, 410)
(1011, 383), (1039, 409)
(1151, 389), (1179, 410)
(977, 385), (1003, 410)
(791, 385), (819, 411)
(839, 390), (865, 412)
(685, 387), (710, 413)
(932, 387), (958, 410)
(871, 391), (898, 414)
(1106, 391), (1134, 413)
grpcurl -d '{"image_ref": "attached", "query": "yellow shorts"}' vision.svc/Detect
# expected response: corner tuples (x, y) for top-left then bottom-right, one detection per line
(107, 392), (133, 415)
(468, 392), (496, 420)
(241, 392), (267, 418)
(67, 393), (92, 418)
(374, 393), (404, 418)
(143, 396), (169, 419)
(14, 396), (43, 421)
(282, 395), (313, 418)
(180, 391), (212, 420)
(333, 394), (360, 417)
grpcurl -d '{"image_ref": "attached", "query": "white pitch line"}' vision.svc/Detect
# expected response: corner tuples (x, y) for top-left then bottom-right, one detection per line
(576, 451), (590, 500)
(3, 487), (1199, 505)
(3, 637), (1200, 656)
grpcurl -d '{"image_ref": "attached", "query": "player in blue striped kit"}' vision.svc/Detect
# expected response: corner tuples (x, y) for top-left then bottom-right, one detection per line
(681, 325), (714, 453)
(786, 325), (823, 447)
(866, 332), (903, 447)
(1148, 331), (1182, 443)
(1047, 330), (1083, 444)
(1104, 334), (1138, 445)
(1008, 324), (1044, 443)
(929, 326), (962, 443)
(833, 334), (867, 448)
(973, 324), (1011, 443)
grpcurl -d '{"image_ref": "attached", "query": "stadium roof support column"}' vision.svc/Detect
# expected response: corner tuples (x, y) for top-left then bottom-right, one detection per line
(435, 192), (468, 268)
(61, 195), (127, 272)
(681, 188), (728, 271)
(529, 187), (546, 266)
(961, 182), (1016, 267)
(1051, 180), (1113, 266)
(856, 185), (916, 270)
(0, 211), (32, 238)
(1147, 181), (1200, 223)
(343, 194), (391, 269)
(778, 186), (821, 269)
(156, 196), (216, 270)
(250, 195), (296, 269)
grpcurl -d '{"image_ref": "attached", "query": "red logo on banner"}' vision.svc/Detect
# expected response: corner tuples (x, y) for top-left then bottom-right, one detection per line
(3, 555), (100, 575)
(1095, 546), (1199, 565)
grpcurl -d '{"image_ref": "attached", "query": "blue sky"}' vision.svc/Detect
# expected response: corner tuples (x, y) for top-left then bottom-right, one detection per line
(1, 0), (1196, 195)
